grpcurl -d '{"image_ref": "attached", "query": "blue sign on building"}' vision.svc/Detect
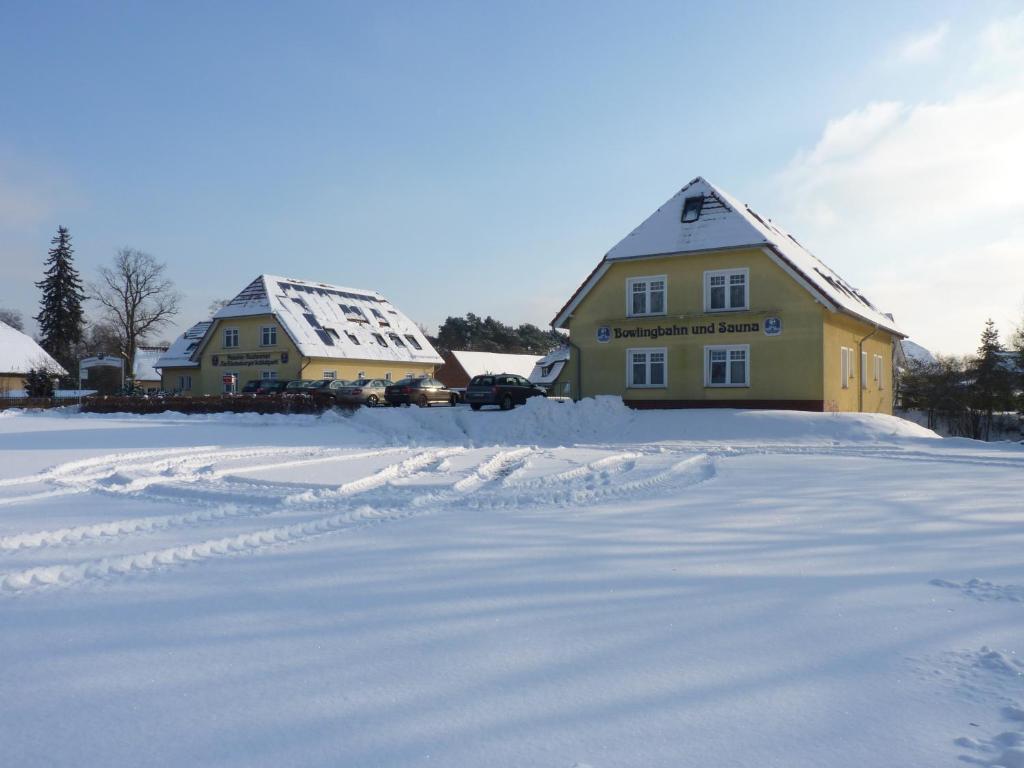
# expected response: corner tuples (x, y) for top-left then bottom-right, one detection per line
(596, 326), (611, 343)
(764, 317), (782, 336)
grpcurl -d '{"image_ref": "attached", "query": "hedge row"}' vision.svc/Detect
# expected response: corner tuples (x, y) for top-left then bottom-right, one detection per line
(80, 395), (337, 415)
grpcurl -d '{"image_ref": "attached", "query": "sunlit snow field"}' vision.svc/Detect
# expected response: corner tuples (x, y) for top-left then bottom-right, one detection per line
(1, 398), (1022, 767)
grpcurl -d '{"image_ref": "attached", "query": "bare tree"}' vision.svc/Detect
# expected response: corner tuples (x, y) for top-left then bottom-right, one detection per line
(0, 308), (25, 331)
(208, 298), (230, 316)
(91, 248), (181, 368)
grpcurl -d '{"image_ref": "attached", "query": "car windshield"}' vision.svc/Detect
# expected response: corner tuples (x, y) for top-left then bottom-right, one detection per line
(470, 376), (495, 386)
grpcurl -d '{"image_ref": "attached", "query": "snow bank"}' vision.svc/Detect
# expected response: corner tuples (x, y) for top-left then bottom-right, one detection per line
(0, 396), (939, 446)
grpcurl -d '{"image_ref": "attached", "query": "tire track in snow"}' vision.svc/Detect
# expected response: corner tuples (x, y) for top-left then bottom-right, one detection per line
(504, 451), (641, 489)
(0, 447), (505, 593)
(0, 448), (461, 553)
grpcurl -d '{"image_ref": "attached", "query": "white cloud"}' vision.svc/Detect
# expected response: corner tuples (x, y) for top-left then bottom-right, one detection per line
(772, 16), (1024, 355)
(897, 21), (949, 61)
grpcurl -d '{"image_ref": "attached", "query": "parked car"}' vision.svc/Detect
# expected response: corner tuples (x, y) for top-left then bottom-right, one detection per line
(241, 380), (262, 394)
(332, 378), (390, 407)
(253, 379), (292, 395)
(384, 377), (454, 407)
(284, 379), (314, 392)
(464, 374), (547, 411)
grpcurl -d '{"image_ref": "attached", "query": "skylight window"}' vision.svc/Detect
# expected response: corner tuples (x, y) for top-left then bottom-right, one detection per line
(681, 196), (704, 223)
(303, 313), (322, 329)
(324, 327), (341, 340)
(388, 333), (405, 348)
(292, 297), (308, 310)
(315, 329), (335, 346)
(372, 333), (388, 347)
(404, 334), (422, 350)
(371, 308), (390, 327)
(346, 331), (360, 345)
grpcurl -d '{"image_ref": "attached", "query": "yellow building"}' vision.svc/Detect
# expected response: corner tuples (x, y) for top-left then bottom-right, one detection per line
(550, 177), (904, 412)
(156, 275), (442, 395)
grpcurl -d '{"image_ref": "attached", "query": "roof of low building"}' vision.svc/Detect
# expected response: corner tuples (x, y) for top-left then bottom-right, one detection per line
(132, 346), (168, 381)
(155, 321), (213, 370)
(209, 275), (443, 365)
(553, 177), (902, 335)
(0, 321), (67, 376)
(450, 350), (542, 379)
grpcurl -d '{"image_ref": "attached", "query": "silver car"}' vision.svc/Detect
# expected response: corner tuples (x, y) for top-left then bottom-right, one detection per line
(332, 378), (390, 406)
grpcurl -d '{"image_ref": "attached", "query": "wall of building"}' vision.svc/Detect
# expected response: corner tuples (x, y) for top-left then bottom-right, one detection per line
(172, 314), (436, 395)
(821, 311), (896, 414)
(300, 359), (434, 382)
(561, 248), (826, 408)
(0, 373), (25, 393)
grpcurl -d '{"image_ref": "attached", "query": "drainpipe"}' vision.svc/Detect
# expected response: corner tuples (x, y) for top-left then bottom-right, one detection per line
(856, 324), (880, 413)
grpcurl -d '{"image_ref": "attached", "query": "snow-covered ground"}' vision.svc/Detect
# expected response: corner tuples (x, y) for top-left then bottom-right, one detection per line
(1, 398), (1023, 767)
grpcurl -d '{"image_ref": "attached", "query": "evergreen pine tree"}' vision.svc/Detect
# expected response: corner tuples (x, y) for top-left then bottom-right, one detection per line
(34, 226), (85, 377)
(972, 319), (1012, 440)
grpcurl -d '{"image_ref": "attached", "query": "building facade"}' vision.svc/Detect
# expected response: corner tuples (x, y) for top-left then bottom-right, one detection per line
(157, 275), (442, 395)
(551, 178), (903, 412)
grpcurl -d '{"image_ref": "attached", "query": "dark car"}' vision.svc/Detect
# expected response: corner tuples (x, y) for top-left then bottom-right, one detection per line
(241, 380), (262, 394)
(254, 379), (292, 395)
(464, 374), (546, 411)
(384, 377), (454, 407)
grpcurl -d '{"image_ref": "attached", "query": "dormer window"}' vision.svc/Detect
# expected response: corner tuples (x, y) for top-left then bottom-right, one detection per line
(681, 196), (704, 223)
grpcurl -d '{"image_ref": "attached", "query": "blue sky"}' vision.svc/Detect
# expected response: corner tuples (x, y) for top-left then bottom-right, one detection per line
(2, 1), (1022, 354)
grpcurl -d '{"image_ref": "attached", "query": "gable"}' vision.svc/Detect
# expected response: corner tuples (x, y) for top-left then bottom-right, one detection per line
(554, 177), (902, 336)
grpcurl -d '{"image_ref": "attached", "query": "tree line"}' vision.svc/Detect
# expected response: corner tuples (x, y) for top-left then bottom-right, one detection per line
(899, 318), (1024, 441)
(3, 226), (181, 393)
(433, 313), (564, 355)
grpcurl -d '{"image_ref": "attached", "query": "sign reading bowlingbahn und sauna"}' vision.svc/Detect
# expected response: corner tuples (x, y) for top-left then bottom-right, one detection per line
(597, 317), (782, 343)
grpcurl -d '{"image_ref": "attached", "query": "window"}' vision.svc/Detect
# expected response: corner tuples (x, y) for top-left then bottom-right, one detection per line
(372, 333), (387, 347)
(322, 371), (336, 380)
(346, 331), (360, 345)
(261, 326), (277, 346)
(303, 313), (322, 329)
(874, 354), (884, 390)
(704, 269), (749, 312)
(291, 297), (308, 310)
(626, 347), (667, 388)
(681, 195), (704, 223)
(705, 345), (749, 387)
(626, 276), (667, 317)
(388, 333), (405, 347)
(223, 372), (239, 394)
(541, 364), (554, 377)
(324, 327), (340, 340)
(223, 328), (239, 348)
(315, 329), (335, 346)
(177, 375), (192, 391)
(371, 308), (390, 327)
(385, 372), (392, 381)
(404, 334), (422, 350)
(261, 370), (277, 380)
(562, 381), (571, 397)
(840, 347), (852, 389)
(861, 351), (868, 389)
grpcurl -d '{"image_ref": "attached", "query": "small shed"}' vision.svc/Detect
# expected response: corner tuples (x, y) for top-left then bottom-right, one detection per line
(0, 321), (67, 394)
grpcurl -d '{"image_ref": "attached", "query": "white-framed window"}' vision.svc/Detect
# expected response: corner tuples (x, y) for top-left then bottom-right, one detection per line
(323, 370), (336, 380)
(261, 370), (277, 380)
(385, 372), (392, 381)
(626, 276), (667, 317)
(260, 326), (277, 346)
(704, 268), (749, 312)
(177, 375), (192, 391)
(874, 354), (884, 390)
(840, 347), (852, 389)
(861, 351), (868, 389)
(223, 372), (239, 394)
(223, 328), (239, 348)
(704, 344), (749, 387)
(626, 347), (667, 388)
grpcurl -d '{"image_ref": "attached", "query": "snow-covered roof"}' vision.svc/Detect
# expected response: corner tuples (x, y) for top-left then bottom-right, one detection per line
(155, 321), (213, 370)
(209, 275), (443, 365)
(450, 350), (542, 379)
(529, 346), (570, 385)
(553, 177), (902, 335)
(0, 321), (67, 376)
(900, 339), (936, 366)
(133, 347), (167, 381)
